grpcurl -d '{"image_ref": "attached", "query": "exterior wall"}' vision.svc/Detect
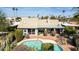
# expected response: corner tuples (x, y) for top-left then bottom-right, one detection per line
(23, 29), (28, 36)
(22, 28), (63, 36)
(54, 28), (56, 32)
(23, 29), (38, 36)
(35, 29), (38, 36)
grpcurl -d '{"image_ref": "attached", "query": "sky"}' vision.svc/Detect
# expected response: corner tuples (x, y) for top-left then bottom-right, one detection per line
(0, 7), (76, 18)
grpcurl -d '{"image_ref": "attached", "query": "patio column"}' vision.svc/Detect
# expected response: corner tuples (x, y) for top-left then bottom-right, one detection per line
(35, 29), (38, 36)
(73, 27), (75, 30)
(60, 28), (62, 32)
(23, 29), (28, 36)
(26, 29), (28, 34)
(62, 29), (64, 32)
(54, 28), (56, 32)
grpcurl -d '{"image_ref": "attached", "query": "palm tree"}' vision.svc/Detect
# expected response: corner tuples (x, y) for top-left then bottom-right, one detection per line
(0, 10), (6, 23)
(12, 7), (18, 21)
(37, 14), (39, 18)
(62, 10), (66, 22)
(73, 7), (79, 13)
(5, 33), (12, 51)
(72, 7), (79, 23)
(0, 10), (9, 32)
(62, 10), (65, 18)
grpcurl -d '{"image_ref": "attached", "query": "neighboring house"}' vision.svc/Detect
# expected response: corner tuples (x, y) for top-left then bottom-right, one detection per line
(10, 22), (20, 26)
(17, 18), (64, 36)
(6, 17), (21, 26)
(62, 21), (79, 34)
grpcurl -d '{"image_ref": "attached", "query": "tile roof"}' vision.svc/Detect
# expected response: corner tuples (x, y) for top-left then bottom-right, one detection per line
(17, 18), (63, 28)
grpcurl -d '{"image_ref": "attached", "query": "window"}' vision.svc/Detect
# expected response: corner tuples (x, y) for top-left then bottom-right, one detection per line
(51, 29), (54, 31)
(28, 29), (35, 34)
(38, 29), (44, 35)
(32, 29), (35, 34)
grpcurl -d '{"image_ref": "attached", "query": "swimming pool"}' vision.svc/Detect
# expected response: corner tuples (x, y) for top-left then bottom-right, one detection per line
(21, 40), (63, 51)
(54, 45), (63, 51)
(21, 40), (42, 51)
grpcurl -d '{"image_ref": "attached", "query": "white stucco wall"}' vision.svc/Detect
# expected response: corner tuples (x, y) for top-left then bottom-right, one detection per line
(35, 29), (38, 36)
(23, 29), (28, 35)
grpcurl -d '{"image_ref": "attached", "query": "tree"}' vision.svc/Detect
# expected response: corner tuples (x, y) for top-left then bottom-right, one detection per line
(12, 7), (18, 20)
(40, 16), (49, 19)
(62, 10), (66, 17)
(0, 26), (8, 31)
(37, 14), (39, 18)
(64, 26), (76, 35)
(5, 33), (13, 51)
(15, 29), (23, 42)
(73, 7), (79, 14)
(57, 15), (62, 21)
(62, 10), (66, 22)
(28, 16), (31, 18)
(50, 16), (56, 19)
(71, 7), (79, 23)
(0, 10), (9, 32)
(0, 11), (6, 23)
(41, 16), (43, 19)
(71, 15), (79, 24)
(57, 15), (67, 22)
(0, 10), (6, 23)
(43, 16), (49, 19)
(44, 16), (49, 19)
(42, 43), (54, 51)
(63, 10), (65, 13)
(16, 17), (22, 22)
(72, 7), (79, 20)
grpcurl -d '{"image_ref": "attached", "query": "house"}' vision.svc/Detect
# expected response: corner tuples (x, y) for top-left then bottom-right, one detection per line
(62, 21), (79, 34)
(17, 18), (64, 36)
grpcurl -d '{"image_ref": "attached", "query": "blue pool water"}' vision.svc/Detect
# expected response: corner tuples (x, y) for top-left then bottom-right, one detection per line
(54, 45), (63, 51)
(21, 40), (63, 51)
(22, 40), (42, 51)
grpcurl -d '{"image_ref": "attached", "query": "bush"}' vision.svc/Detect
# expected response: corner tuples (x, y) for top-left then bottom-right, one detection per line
(25, 34), (30, 39)
(42, 43), (54, 51)
(50, 16), (56, 19)
(0, 25), (8, 32)
(64, 26), (76, 35)
(15, 29), (23, 42)
(51, 31), (55, 36)
(16, 17), (22, 22)
(0, 37), (2, 47)
(5, 33), (13, 51)
(7, 26), (17, 31)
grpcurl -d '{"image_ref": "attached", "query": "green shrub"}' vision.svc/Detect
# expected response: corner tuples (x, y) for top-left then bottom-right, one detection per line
(7, 26), (16, 31)
(5, 32), (17, 51)
(25, 34), (30, 39)
(15, 29), (23, 42)
(64, 26), (76, 35)
(16, 17), (22, 22)
(42, 43), (54, 51)
(0, 25), (8, 31)
(5, 33), (13, 51)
